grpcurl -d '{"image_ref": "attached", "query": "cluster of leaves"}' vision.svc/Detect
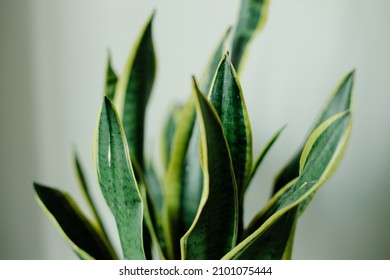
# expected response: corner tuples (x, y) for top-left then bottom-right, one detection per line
(34, 0), (354, 260)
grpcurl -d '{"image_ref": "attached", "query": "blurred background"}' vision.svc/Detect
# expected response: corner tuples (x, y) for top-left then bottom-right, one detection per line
(1, 0), (389, 259)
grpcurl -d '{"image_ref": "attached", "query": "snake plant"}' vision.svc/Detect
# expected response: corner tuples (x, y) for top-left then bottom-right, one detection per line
(34, 0), (354, 260)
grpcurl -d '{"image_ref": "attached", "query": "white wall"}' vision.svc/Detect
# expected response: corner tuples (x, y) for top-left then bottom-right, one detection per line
(1, 0), (389, 259)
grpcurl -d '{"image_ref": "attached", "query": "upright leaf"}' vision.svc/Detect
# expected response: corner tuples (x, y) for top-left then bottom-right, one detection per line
(231, 0), (269, 72)
(114, 12), (156, 169)
(273, 71), (354, 194)
(162, 28), (231, 260)
(180, 27), (232, 236)
(162, 96), (196, 260)
(93, 97), (145, 260)
(208, 53), (252, 238)
(225, 111), (351, 259)
(209, 53), (252, 194)
(34, 183), (116, 260)
(104, 51), (118, 100)
(181, 78), (238, 260)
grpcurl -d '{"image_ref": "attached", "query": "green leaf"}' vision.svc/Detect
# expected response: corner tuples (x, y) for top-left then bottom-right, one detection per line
(181, 78), (238, 260)
(224, 111), (351, 259)
(162, 28), (231, 260)
(104, 51), (118, 100)
(209, 53), (252, 194)
(199, 27), (232, 94)
(34, 183), (116, 260)
(114, 12), (156, 169)
(93, 97), (145, 260)
(131, 158), (167, 260)
(273, 71), (355, 195)
(208, 53), (252, 238)
(231, 0), (269, 72)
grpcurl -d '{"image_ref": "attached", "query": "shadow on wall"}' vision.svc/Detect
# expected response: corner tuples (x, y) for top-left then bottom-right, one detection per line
(0, 1), (45, 259)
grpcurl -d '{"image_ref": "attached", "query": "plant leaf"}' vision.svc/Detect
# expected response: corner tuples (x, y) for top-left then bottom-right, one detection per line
(104, 51), (118, 100)
(93, 97), (145, 260)
(273, 71), (355, 195)
(180, 27), (233, 236)
(231, 0), (269, 72)
(208, 53), (252, 238)
(33, 183), (116, 260)
(162, 28), (231, 260)
(209, 53), (252, 195)
(224, 111), (351, 259)
(162, 96), (196, 260)
(181, 78), (238, 260)
(114, 12), (156, 169)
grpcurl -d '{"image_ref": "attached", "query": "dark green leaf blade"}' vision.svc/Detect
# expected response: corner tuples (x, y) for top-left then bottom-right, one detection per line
(225, 111), (351, 259)
(181, 78), (238, 260)
(180, 27), (233, 236)
(94, 97), (145, 260)
(34, 183), (116, 260)
(209, 53), (252, 194)
(231, 0), (269, 72)
(160, 104), (182, 170)
(209, 53), (252, 238)
(104, 51), (118, 100)
(162, 28), (231, 260)
(273, 71), (354, 195)
(114, 12), (156, 169)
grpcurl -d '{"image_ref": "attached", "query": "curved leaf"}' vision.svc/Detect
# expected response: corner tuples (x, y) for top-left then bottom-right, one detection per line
(208, 53), (252, 238)
(180, 27), (233, 238)
(162, 96), (196, 260)
(231, 0), (269, 72)
(181, 78), (238, 260)
(34, 183), (116, 260)
(162, 28), (231, 260)
(273, 71), (355, 194)
(93, 97), (145, 260)
(209, 53), (252, 194)
(224, 111), (351, 259)
(114, 12), (156, 169)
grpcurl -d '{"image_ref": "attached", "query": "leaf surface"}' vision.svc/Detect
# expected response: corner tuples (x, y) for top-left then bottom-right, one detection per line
(181, 78), (238, 260)
(225, 111), (351, 259)
(231, 0), (269, 72)
(94, 97), (145, 260)
(162, 28), (230, 260)
(273, 71), (354, 194)
(114, 12), (156, 169)
(209, 53), (252, 194)
(34, 183), (116, 260)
